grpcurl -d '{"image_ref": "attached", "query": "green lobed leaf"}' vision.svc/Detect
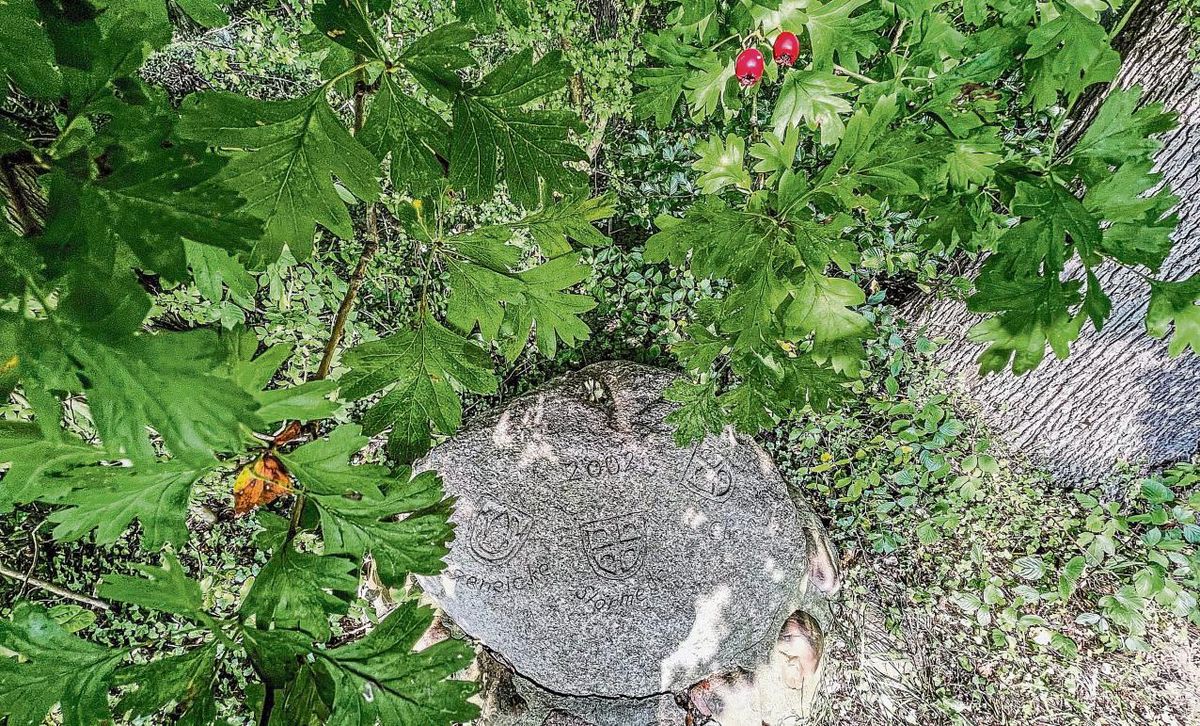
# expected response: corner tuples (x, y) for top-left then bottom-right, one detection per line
(241, 546), (359, 641)
(174, 0), (230, 28)
(178, 90), (381, 265)
(449, 48), (588, 207)
(502, 254), (597, 359)
(46, 462), (205, 549)
(278, 425), (456, 584)
(319, 600), (479, 726)
(0, 0), (62, 98)
(771, 71), (856, 145)
(341, 316), (497, 460)
(0, 422), (104, 513)
(62, 330), (262, 464)
(0, 602), (127, 726)
(360, 73), (451, 196)
(1147, 275), (1200, 356)
(693, 133), (752, 194)
(98, 550), (204, 618)
(514, 192), (615, 257)
(113, 642), (219, 726)
(663, 379), (726, 445)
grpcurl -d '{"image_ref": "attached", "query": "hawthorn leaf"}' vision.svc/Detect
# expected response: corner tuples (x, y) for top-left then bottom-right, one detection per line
(785, 272), (871, 374)
(683, 53), (734, 121)
(1023, 5), (1119, 109)
(514, 192), (615, 257)
(69, 140), (260, 281)
(319, 600), (479, 726)
(313, 0), (387, 60)
(175, 0), (230, 28)
(46, 462), (204, 549)
(633, 64), (691, 127)
(771, 70), (855, 145)
(185, 239), (256, 308)
(360, 74), (449, 195)
(967, 273), (1085, 374)
(771, 354), (854, 412)
(68, 331), (261, 464)
(672, 323), (728, 372)
(443, 229), (525, 341)
(503, 254), (597, 358)
(114, 642), (219, 726)
(1071, 87), (1176, 169)
(277, 425), (392, 498)
(398, 22), (475, 99)
(0, 422), (103, 512)
(241, 546), (358, 641)
(1011, 179), (1101, 263)
(0, 602), (126, 726)
(663, 379), (725, 445)
(277, 425), (454, 583)
(0, 0), (62, 98)
(178, 90), (381, 265)
(1147, 275), (1200, 356)
(646, 200), (786, 281)
(804, 0), (887, 72)
(309, 468), (454, 585)
(98, 550), (204, 619)
(945, 131), (1003, 188)
(750, 128), (800, 182)
(341, 316), (497, 460)
(221, 329), (340, 423)
(693, 134), (752, 194)
(450, 48), (587, 207)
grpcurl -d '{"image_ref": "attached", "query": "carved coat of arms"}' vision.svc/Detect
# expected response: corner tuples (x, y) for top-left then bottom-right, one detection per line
(582, 511), (648, 580)
(468, 499), (532, 563)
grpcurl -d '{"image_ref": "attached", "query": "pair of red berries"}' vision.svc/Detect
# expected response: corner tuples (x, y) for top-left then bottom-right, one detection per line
(735, 31), (801, 87)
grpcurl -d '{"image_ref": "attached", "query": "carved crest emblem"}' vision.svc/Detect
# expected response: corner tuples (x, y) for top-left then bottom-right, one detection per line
(582, 511), (648, 580)
(683, 448), (734, 502)
(468, 499), (532, 564)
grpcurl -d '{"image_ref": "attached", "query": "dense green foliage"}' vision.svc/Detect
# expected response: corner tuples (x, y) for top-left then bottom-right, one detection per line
(637, 0), (1190, 441)
(0, 0), (1195, 724)
(0, 0), (612, 722)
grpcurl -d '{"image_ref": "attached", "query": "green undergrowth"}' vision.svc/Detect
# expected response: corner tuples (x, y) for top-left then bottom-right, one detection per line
(766, 308), (1200, 723)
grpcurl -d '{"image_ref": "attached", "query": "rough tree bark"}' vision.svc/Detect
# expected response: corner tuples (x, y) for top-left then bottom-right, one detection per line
(909, 1), (1200, 483)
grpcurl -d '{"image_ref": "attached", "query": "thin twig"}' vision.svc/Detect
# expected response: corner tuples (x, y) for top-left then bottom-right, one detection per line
(834, 64), (878, 84)
(290, 62), (383, 543)
(0, 561), (110, 610)
(315, 203), (382, 381)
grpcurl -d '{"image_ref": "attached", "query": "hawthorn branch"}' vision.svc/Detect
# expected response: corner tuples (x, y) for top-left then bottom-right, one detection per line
(833, 64), (877, 84)
(315, 203), (381, 381)
(314, 70), (381, 383)
(293, 62), (383, 545)
(0, 561), (111, 611)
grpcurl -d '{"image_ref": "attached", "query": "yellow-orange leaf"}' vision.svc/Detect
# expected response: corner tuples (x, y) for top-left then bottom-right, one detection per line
(233, 454), (293, 516)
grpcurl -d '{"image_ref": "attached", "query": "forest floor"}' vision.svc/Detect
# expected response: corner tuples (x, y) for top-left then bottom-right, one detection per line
(821, 551), (1200, 725)
(800, 442), (1200, 726)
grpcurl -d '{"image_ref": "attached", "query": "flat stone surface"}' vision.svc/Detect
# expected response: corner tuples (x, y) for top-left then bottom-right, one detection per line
(416, 361), (809, 699)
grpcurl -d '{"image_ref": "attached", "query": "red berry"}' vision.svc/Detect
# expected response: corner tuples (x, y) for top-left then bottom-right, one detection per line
(773, 31), (801, 67)
(735, 48), (765, 87)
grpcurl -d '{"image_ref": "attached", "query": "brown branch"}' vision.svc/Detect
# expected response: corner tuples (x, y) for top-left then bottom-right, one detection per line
(314, 69), (380, 382)
(290, 63), (383, 545)
(315, 202), (381, 381)
(0, 561), (111, 611)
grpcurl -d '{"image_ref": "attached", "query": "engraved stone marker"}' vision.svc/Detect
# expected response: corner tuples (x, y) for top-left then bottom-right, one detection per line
(415, 361), (837, 724)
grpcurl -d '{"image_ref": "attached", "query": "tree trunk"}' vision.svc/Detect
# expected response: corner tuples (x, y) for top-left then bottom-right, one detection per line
(909, 1), (1200, 483)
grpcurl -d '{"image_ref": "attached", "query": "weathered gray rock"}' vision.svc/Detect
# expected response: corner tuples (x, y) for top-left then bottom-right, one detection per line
(414, 362), (838, 725)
